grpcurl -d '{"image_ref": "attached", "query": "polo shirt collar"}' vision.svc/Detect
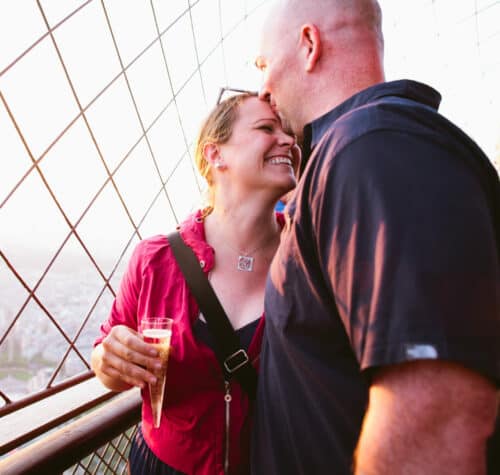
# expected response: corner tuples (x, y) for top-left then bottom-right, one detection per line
(301, 79), (442, 168)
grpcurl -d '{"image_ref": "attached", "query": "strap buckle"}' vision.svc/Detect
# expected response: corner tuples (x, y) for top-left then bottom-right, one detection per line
(223, 349), (249, 374)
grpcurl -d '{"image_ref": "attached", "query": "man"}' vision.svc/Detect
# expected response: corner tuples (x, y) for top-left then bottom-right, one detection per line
(252, 1), (500, 474)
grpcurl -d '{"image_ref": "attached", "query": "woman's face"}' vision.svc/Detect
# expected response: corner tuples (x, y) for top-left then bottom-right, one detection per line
(217, 97), (298, 197)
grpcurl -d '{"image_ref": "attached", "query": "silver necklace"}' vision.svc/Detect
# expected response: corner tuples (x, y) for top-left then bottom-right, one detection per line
(225, 233), (278, 272)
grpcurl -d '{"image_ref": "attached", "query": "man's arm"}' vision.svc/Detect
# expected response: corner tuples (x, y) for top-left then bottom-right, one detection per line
(355, 360), (498, 475)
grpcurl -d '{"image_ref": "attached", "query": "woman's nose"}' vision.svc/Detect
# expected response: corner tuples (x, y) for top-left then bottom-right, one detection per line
(277, 129), (294, 147)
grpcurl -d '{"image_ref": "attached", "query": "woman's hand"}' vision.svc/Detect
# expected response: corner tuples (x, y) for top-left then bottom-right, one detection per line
(91, 325), (161, 391)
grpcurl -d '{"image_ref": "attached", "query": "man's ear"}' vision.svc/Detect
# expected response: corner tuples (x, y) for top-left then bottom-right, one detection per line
(300, 24), (321, 72)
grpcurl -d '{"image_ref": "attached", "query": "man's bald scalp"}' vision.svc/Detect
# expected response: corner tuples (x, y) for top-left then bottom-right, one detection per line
(271, 0), (382, 42)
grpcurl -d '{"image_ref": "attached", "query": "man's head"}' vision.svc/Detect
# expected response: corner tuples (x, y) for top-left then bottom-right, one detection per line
(256, 0), (385, 139)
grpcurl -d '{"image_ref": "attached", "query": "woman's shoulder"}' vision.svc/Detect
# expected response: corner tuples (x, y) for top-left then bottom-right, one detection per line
(134, 210), (205, 262)
(130, 235), (172, 271)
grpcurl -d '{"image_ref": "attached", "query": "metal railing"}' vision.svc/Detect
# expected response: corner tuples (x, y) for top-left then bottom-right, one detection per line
(0, 384), (141, 475)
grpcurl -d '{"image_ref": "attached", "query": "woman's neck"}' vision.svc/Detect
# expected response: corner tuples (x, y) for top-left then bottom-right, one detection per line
(204, 200), (280, 256)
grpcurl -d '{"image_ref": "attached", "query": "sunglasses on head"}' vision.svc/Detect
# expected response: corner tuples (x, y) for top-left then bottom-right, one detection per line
(216, 87), (257, 105)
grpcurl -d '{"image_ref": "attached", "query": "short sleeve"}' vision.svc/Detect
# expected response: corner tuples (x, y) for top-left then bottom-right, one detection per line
(314, 130), (500, 383)
(93, 242), (144, 346)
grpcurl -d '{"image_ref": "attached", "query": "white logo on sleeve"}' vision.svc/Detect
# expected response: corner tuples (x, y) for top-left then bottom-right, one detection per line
(405, 344), (438, 360)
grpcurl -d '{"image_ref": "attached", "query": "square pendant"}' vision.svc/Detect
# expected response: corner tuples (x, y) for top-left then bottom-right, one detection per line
(237, 255), (254, 272)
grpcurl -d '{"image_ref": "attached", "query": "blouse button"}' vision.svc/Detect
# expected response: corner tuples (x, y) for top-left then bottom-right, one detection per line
(200, 260), (206, 268)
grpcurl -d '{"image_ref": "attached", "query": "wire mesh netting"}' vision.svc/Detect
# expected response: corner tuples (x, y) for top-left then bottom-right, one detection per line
(64, 425), (138, 475)
(0, 0), (269, 409)
(0, 0), (499, 469)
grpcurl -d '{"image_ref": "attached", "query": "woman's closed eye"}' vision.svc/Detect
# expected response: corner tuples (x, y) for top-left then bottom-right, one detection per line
(258, 124), (274, 133)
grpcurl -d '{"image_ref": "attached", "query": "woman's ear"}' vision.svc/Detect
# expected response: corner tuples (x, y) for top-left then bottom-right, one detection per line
(300, 24), (321, 73)
(203, 143), (226, 170)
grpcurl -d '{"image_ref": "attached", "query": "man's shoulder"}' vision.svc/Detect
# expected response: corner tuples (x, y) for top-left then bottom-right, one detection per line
(316, 91), (487, 172)
(324, 94), (436, 150)
(310, 102), (410, 176)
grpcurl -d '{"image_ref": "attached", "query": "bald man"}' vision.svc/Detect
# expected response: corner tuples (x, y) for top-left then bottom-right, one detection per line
(252, 1), (500, 474)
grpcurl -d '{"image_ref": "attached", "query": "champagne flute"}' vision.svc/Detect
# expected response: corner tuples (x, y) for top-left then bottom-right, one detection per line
(140, 317), (173, 428)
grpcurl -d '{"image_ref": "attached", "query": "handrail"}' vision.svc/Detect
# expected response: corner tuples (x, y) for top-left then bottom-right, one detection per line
(0, 377), (115, 455)
(0, 389), (142, 475)
(0, 370), (95, 418)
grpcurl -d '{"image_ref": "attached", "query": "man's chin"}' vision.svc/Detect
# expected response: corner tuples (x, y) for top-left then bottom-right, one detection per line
(277, 112), (302, 142)
(294, 129), (304, 147)
(277, 111), (293, 134)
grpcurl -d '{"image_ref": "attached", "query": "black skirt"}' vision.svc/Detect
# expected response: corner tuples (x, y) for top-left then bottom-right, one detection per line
(129, 425), (186, 475)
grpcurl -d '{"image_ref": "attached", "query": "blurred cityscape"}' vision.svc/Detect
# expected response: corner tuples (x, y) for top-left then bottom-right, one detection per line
(0, 253), (117, 403)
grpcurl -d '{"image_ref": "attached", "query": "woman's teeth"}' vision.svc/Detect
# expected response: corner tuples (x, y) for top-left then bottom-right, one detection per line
(268, 157), (292, 166)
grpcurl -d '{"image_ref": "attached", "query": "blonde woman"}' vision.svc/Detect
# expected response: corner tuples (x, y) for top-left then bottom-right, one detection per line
(91, 92), (299, 475)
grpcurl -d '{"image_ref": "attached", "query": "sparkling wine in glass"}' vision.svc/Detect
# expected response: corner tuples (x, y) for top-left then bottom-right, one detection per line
(140, 317), (173, 428)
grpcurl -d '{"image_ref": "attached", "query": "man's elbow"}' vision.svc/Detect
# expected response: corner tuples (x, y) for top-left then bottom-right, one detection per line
(454, 381), (498, 453)
(442, 382), (498, 474)
(357, 360), (498, 474)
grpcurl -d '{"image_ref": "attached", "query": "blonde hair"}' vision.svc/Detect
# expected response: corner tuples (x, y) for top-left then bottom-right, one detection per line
(195, 92), (257, 215)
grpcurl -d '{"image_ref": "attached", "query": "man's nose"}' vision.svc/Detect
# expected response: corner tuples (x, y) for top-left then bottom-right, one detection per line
(259, 90), (277, 114)
(258, 87), (271, 102)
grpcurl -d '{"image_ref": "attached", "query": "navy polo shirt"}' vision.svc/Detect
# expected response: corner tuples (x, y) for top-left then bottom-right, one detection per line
(252, 80), (500, 475)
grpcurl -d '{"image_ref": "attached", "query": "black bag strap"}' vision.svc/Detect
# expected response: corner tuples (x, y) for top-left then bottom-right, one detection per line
(167, 231), (258, 400)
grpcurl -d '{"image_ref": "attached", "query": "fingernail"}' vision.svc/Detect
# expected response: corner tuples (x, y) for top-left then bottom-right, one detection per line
(149, 377), (157, 385)
(154, 362), (162, 370)
(150, 349), (158, 356)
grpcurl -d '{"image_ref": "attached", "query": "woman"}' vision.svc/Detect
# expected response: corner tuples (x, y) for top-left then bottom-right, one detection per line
(91, 92), (299, 475)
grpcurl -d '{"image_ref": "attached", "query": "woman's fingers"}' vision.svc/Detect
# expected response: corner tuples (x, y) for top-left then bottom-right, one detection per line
(101, 341), (158, 387)
(100, 325), (161, 387)
(114, 326), (159, 357)
(100, 361), (149, 389)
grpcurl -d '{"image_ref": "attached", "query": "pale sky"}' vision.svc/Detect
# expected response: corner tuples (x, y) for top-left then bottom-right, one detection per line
(1, 0), (499, 279)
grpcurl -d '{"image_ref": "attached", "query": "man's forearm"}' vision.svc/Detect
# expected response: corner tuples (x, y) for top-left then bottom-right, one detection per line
(354, 361), (497, 475)
(354, 404), (489, 475)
